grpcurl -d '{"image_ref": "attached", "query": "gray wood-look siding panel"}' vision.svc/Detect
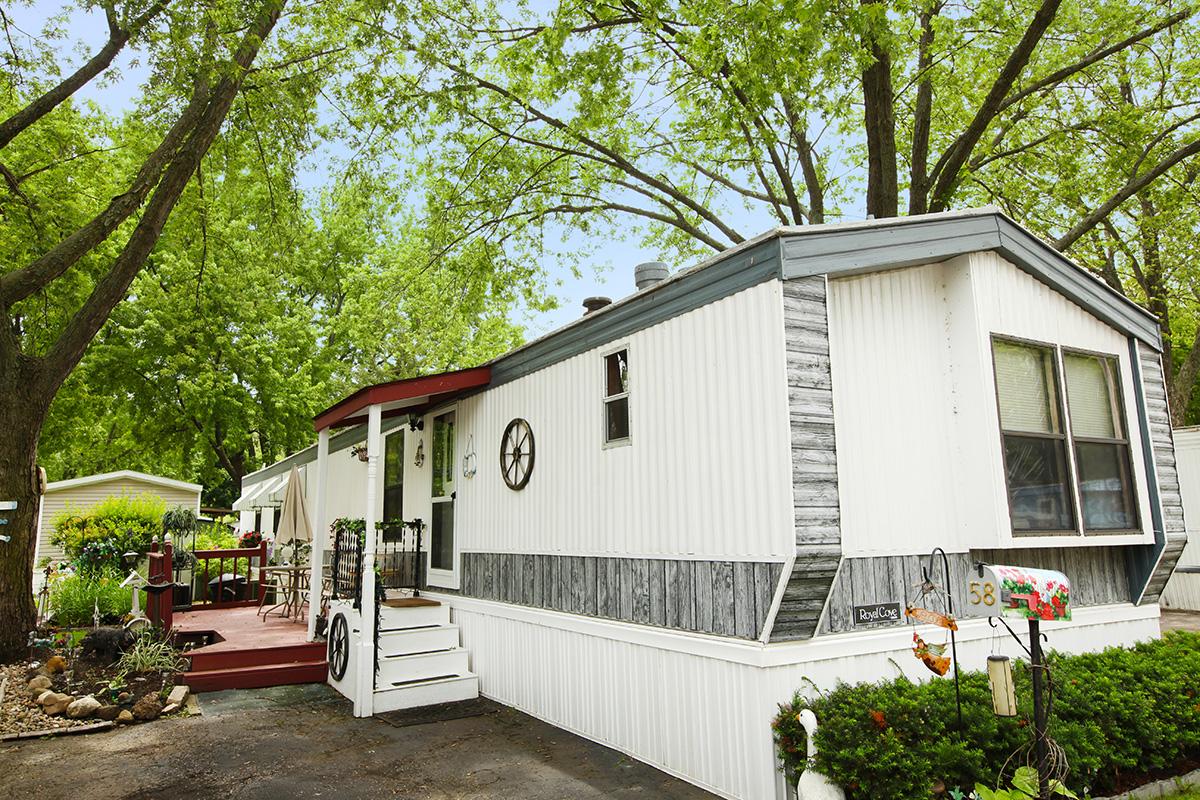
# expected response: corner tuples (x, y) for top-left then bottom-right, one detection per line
(1131, 343), (1189, 602)
(771, 276), (844, 642)
(456, 553), (782, 640)
(813, 548), (1135, 635)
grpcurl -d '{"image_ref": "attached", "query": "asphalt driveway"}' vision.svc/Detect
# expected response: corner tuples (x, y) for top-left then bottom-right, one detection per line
(0, 684), (717, 799)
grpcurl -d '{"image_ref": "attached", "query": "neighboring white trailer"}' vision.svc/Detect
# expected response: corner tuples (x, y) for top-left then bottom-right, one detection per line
(1163, 426), (1200, 610)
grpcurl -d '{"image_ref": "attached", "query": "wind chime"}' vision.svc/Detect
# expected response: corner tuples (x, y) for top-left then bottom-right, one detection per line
(905, 547), (964, 731)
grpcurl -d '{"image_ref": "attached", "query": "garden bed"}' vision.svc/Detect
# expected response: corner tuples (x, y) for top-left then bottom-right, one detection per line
(0, 630), (188, 739)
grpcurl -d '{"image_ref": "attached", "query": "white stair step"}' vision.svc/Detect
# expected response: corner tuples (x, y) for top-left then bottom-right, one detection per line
(377, 624), (461, 656)
(378, 604), (450, 630)
(378, 649), (470, 684)
(373, 673), (479, 713)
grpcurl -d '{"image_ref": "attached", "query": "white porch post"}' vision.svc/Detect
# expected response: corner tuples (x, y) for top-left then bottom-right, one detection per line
(354, 403), (381, 717)
(306, 428), (330, 643)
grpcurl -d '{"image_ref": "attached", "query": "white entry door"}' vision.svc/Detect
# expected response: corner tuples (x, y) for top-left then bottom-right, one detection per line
(428, 410), (457, 587)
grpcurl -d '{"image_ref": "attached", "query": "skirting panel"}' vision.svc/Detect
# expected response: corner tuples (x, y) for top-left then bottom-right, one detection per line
(455, 552), (784, 640)
(439, 594), (1159, 800)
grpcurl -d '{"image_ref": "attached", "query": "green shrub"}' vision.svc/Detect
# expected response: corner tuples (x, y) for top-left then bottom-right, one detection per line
(48, 573), (141, 627)
(51, 494), (166, 575)
(773, 632), (1200, 800)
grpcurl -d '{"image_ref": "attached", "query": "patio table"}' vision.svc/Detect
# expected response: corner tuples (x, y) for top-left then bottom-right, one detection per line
(260, 565), (309, 621)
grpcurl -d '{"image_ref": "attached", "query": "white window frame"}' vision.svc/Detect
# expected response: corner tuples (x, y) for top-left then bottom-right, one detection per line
(425, 405), (460, 589)
(991, 334), (1145, 540)
(602, 344), (632, 448)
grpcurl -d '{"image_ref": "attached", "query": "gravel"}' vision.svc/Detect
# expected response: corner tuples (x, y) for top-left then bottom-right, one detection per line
(0, 663), (83, 736)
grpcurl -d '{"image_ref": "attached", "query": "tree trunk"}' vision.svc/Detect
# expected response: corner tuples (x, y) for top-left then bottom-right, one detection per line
(0, 359), (49, 661)
(861, 1), (899, 218)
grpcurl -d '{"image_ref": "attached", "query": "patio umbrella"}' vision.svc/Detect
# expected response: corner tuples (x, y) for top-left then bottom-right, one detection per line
(275, 466), (313, 548)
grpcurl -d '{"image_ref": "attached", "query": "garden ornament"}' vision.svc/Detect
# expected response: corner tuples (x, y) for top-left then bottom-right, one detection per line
(795, 709), (846, 800)
(905, 570), (957, 677)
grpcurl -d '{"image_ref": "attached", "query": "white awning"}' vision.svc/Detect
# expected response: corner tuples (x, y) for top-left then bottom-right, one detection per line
(232, 473), (288, 511)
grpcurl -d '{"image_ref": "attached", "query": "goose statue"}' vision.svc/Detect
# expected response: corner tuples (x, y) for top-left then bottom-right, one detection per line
(796, 709), (847, 800)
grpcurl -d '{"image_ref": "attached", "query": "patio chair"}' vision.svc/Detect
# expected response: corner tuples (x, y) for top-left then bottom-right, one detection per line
(257, 567), (288, 620)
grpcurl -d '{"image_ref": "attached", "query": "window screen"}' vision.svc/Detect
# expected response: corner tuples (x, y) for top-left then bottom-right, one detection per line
(992, 339), (1075, 532)
(1063, 352), (1137, 531)
(604, 349), (630, 444)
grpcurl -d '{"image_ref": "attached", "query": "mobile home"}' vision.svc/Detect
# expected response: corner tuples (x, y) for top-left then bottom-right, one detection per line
(238, 208), (1185, 799)
(1162, 426), (1200, 609)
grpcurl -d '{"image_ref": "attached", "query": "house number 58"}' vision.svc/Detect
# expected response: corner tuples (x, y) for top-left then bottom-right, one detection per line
(968, 581), (996, 606)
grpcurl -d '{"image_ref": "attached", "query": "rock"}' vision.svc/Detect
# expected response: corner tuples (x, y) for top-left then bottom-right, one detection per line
(116, 710), (134, 724)
(96, 705), (122, 721)
(165, 685), (189, 707)
(40, 691), (74, 716)
(117, 691), (132, 705)
(27, 675), (52, 694)
(67, 695), (101, 719)
(45, 655), (67, 674)
(161, 703), (179, 715)
(132, 694), (162, 721)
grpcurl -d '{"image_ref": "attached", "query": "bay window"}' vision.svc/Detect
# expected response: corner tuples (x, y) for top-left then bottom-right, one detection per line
(992, 337), (1139, 535)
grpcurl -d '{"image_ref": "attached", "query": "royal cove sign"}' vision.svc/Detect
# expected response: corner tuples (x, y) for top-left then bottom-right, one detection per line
(852, 602), (902, 627)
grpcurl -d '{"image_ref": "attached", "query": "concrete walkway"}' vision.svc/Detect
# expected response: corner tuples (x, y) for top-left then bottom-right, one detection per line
(1161, 609), (1200, 633)
(0, 684), (717, 799)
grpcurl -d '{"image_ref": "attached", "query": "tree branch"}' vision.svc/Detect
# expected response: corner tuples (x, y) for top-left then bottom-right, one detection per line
(927, 0), (1065, 212)
(38, 0), (285, 391)
(997, 9), (1193, 116)
(0, 1), (170, 151)
(1055, 137), (1200, 251)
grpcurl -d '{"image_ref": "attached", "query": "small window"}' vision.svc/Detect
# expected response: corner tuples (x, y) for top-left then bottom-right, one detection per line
(993, 339), (1075, 532)
(382, 432), (404, 541)
(603, 349), (630, 444)
(1063, 352), (1138, 531)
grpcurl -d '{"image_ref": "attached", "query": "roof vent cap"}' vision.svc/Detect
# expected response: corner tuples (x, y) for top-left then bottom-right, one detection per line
(634, 261), (670, 290)
(582, 296), (613, 315)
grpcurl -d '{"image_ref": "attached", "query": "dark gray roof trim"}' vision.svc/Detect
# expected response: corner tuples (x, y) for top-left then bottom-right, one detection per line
(779, 210), (1161, 350)
(244, 209), (1159, 486)
(489, 237), (782, 385)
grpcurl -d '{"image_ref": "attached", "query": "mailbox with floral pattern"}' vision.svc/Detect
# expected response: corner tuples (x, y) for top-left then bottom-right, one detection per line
(968, 564), (1071, 622)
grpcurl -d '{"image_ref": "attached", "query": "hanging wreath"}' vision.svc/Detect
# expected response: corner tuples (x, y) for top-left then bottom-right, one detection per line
(500, 418), (535, 490)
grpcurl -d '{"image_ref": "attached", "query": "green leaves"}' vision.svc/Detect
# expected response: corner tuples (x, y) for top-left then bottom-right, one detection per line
(774, 632), (1200, 800)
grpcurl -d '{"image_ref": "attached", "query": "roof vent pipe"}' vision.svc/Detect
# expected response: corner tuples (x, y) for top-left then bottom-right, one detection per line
(634, 261), (670, 290)
(582, 296), (613, 315)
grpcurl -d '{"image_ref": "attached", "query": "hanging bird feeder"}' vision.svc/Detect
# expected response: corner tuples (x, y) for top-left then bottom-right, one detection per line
(987, 654), (1017, 717)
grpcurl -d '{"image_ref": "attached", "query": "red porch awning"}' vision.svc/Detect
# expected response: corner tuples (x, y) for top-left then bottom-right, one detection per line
(313, 366), (491, 431)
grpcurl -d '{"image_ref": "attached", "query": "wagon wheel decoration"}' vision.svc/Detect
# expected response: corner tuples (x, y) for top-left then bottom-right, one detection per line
(327, 612), (350, 681)
(500, 418), (535, 490)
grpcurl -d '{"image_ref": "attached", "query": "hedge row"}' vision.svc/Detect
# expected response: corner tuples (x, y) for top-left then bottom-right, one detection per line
(773, 631), (1200, 800)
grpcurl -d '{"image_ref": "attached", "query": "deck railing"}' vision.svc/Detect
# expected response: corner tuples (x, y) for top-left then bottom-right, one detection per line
(329, 518), (424, 609)
(188, 541), (269, 608)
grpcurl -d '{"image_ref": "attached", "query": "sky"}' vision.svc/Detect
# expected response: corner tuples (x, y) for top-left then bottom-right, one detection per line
(7, 2), (785, 336)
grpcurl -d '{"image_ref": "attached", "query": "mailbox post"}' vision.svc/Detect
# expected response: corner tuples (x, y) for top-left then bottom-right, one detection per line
(969, 564), (1072, 800)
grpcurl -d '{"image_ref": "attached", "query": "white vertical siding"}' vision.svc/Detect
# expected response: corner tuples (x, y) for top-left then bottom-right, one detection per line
(829, 252), (1155, 556)
(1163, 427), (1200, 609)
(444, 595), (1159, 800)
(453, 280), (793, 561)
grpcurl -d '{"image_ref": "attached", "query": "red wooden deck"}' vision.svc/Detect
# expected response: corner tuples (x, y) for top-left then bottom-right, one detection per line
(174, 606), (327, 692)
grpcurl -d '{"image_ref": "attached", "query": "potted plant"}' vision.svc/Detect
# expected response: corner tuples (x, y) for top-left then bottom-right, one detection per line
(162, 506), (198, 607)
